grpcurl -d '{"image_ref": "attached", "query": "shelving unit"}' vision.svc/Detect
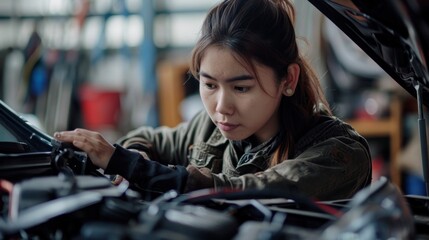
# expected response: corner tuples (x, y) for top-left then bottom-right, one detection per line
(157, 60), (189, 127)
(347, 96), (402, 186)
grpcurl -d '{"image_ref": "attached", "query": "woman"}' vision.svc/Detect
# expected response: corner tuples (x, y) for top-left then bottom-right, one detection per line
(54, 0), (371, 200)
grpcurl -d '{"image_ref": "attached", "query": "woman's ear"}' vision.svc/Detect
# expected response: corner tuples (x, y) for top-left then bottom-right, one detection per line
(282, 63), (300, 96)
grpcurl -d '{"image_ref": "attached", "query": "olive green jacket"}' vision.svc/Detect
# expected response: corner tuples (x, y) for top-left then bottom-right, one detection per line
(111, 110), (372, 201)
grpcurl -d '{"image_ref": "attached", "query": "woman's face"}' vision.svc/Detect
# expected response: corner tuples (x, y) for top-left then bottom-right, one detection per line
(199, 46), (285, 143)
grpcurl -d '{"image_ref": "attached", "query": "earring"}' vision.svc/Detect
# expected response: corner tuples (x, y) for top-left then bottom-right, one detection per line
(285, 88), (294, 96)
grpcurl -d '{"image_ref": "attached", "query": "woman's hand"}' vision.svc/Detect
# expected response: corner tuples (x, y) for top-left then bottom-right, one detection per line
(54, 128), (115, 170)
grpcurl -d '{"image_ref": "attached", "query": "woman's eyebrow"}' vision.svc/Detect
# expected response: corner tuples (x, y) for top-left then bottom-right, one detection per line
(199, 71), (254, 82)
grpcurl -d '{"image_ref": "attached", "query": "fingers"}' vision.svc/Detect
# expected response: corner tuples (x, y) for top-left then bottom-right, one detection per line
(53, 128), (115, 170)
(54, 129), (102, 152)
(55, 128), (96, 142)
(54, 129), (85, 147)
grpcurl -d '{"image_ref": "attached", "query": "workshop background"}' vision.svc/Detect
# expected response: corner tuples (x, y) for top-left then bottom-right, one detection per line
(0, 0), (425, 195)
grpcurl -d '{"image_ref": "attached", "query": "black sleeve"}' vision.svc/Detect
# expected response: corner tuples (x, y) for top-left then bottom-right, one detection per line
(105, 144), (189, 194)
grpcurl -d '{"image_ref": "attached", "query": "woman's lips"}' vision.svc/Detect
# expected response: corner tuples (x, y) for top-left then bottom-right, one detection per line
(218, 122), (239, 131)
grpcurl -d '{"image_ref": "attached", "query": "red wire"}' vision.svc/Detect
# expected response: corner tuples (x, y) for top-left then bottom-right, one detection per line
(314, 201), (344, 218)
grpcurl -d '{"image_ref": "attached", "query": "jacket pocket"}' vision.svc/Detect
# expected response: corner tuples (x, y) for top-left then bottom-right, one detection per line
(188, 143), (223, 173)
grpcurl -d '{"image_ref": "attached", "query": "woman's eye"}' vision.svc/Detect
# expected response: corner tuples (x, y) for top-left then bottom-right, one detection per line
(204, 83), (216, 89)
(235, 86), (250, 93)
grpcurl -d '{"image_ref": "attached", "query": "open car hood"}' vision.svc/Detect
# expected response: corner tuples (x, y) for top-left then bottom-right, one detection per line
(308, 0), (429, 107)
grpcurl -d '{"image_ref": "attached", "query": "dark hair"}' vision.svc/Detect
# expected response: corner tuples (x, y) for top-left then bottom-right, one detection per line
(190, 0), (332, 166)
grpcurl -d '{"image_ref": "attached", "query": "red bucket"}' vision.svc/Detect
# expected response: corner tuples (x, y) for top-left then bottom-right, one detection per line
(79, 84), (121, 130)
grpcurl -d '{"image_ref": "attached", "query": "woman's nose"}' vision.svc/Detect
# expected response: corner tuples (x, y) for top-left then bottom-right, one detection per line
(215, 91), (234, 115)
